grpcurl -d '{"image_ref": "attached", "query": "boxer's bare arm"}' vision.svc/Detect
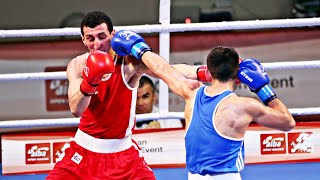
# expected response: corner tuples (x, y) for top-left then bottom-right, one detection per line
(242, 97), (295, 131)
(67, 56), (91, 117)
(141, 51), (200, 100)
(137, 60), (200, 82)
(254, 98), (296, 131)
(171, 64), (199, 80)
(238, 58), (295, 131)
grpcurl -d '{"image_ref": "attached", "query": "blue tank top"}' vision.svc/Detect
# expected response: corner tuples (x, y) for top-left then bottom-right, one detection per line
(185, 86), (244, 175)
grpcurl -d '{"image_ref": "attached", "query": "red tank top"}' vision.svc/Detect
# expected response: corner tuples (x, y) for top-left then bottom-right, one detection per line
(79, 57), (137, 139)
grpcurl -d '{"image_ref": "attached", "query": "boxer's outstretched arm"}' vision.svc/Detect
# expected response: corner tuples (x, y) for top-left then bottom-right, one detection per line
(174, 58), (242, 82)
(111, 30), (200, 98)
(141, 51), (199, 99)
(172, 64), (213, 82)
(171, 64), (198, 80)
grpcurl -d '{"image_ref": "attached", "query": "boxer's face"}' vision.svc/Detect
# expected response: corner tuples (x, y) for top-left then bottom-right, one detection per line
(136, 83), (155, 114)
(82, 23), (115, 53)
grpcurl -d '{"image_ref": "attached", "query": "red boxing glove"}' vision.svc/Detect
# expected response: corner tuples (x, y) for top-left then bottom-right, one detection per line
(197, 58), (242, 83)
(80, 51), (115, 96)
(196, 66), (212, 82)
(236, 58), (243, 84)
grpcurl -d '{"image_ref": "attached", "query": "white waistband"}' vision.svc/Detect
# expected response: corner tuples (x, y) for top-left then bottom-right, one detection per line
(73, 129), (133, 153)
(188, 172), (241, 180)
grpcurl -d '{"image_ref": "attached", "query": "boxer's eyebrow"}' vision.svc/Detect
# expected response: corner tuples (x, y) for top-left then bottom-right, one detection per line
(142, 92), (151, 98)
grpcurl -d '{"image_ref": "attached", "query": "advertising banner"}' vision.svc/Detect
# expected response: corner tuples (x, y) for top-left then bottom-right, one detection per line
(45, 66), (69, 111)
(2, 123), (320, 175)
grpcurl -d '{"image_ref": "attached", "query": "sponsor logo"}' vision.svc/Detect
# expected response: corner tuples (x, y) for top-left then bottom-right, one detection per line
(25, 143), (51, 164)
(239, 71), (253, 82)
(288, 132), (313, 154)
(260, 134), (286, 154)
(119, 31), (134, 40)
(49, 80), (68, 96)
(53, 142), (70, 163)
(45, 66), (69, 111)
(83, 66), (89, 77)
(71, 152), (83, 165)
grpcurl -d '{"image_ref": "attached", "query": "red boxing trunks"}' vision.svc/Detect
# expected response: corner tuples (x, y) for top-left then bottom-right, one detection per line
(46, 129), (156, 180)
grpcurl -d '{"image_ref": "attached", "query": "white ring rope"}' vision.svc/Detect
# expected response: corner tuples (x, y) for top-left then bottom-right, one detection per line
(1, 18), (320, 38)
(0, 71), (67, 81)
(0, 108), (319, 129)
(0, 60), (319, 82)
(263, 60), (320, 71)
(1, 17), (320, 129)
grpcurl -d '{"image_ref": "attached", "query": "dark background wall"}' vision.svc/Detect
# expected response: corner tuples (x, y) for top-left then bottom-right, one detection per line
(0, 0), (298, 29)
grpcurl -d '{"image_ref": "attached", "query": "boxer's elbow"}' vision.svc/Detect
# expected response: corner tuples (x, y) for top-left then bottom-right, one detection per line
(287, 120), (296, 131)
(69, 104), (84, 117)
(70, 108), (82, 117)
(72, 111), (82, 117)
(282, 117), (296, 131)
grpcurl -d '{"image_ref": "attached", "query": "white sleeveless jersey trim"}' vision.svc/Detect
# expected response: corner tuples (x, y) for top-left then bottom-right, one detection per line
(120, 58), (139, 90)
(236, 142), (245, 171)
(184, 86), (202, 138)
(126, 87), (137, 137)
(201, 87), (244, 141)
(117, 57), (138, 137)
(211, 91), (244, 141)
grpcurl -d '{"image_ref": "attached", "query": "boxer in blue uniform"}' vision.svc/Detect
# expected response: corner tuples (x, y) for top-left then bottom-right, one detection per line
(111, 30), (296, 180)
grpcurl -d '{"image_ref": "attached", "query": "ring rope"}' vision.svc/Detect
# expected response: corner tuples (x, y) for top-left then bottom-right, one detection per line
(1, 18), (320, 38)
(0, 108), (319, 129)
(1, 18), (319, 129)
(0, 60), (319, 82)
(0, 71), (67, 81)
(263, 60), (320, 70)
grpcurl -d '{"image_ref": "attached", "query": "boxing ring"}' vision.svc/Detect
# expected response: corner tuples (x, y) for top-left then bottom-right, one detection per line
(1, 1), (320, 180)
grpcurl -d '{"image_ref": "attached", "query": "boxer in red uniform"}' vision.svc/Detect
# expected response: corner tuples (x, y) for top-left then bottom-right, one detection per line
(46, 11), (156, 180)
(46, 11), (217, 180)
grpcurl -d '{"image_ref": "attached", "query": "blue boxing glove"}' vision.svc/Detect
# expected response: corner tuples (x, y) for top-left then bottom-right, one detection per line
(237, 58), (277, 105)
(111, 30), (151, 60)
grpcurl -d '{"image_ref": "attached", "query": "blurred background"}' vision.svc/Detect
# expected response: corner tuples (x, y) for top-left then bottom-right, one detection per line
(0, 1), (320, 178)
(0, 0), (319, 122)
(0, 0), (319, 30)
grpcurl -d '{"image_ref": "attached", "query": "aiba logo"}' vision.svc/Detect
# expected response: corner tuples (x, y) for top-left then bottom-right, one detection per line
(25, 143), (51, 164)
(260, 133), (286, 155)
(263, 136), (283, 148)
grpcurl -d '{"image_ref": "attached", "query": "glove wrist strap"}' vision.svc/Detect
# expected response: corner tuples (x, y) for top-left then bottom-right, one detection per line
(256, 85), (277, 105)
(80, 80), (97, 96)
(131, 42), (152, 60)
